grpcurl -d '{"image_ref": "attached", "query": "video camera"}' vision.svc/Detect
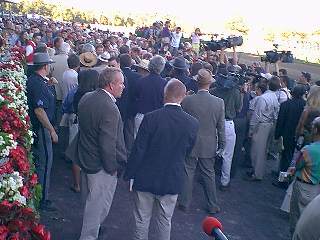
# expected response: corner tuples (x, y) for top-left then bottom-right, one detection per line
(203, 36), (243, 52)
(261, 44), (294, 63)
(215, 65), (251, 89)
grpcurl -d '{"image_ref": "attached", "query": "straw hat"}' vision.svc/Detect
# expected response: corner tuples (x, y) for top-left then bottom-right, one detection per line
(79, 52), (98, 67)
(135, 59), (150, 72)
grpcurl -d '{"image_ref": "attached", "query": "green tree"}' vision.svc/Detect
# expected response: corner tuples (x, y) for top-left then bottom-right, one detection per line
(225, 17), (250, 35)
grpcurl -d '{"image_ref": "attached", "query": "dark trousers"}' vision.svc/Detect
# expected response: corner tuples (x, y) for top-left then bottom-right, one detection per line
(54, 100), (62, 128)
(179, 156), (218, 210)
(279, 140), (295, 172)
(231, 117), (248, 177)
(123, 117), (135, 156)
(32, 127), (53, 201)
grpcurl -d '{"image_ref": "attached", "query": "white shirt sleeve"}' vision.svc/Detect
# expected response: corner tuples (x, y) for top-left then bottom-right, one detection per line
(25, 45), (33, 56)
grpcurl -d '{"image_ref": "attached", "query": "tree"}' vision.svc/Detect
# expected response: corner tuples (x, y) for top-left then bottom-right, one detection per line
(114, 15), (125, 26)
(264, 31), (275, 42)
(225, 17), (250, 35)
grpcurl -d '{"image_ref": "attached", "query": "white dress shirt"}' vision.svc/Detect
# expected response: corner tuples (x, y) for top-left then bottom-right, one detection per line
(101, 89), (116, 103)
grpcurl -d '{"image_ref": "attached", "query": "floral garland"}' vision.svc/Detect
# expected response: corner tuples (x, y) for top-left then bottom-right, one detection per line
(0, 47), (50, 239)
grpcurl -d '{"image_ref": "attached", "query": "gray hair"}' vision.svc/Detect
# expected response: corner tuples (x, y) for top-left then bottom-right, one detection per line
(81, 43), (96, 54)
(98, 67), (122, 88)
(148, 55), (166, 74)
(59, 42), (70, 55)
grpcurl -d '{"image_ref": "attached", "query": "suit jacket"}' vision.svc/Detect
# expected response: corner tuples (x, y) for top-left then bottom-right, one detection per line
(124, 105), (199, 195)
(135, 72), (167, 114)
(75, 89), (127, 174)
(275, 98), (306, 146)
(120, 67), (142, 119)
(182, 90), (225, 158)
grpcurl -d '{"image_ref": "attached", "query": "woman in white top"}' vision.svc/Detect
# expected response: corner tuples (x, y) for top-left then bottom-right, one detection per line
(191, 28), (201, 55)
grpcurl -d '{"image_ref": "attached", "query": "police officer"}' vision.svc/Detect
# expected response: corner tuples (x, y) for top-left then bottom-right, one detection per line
(27, 53), (58, 211)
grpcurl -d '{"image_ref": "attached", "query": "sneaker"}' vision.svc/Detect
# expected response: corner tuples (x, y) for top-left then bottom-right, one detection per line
(40, 200), (58, 212)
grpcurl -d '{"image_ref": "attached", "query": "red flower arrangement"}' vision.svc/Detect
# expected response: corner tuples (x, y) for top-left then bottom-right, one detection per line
(0, 47), (51, 239)
(0, 201), (50, 240)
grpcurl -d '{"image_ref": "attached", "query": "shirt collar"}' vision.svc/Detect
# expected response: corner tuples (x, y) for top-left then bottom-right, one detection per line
(198, 89), (209, 92)
(101, 89), (116, 103)
(164, 103), (181, 107)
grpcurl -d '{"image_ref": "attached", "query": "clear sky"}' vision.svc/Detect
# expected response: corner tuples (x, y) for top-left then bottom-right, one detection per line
(45, 0), (319, 32)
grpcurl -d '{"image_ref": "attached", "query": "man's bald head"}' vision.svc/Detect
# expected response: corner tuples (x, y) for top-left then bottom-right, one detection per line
(164, 78), (186, 104)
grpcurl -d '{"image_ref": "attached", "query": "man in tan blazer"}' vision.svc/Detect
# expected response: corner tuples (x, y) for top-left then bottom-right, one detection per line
(179, 69), (226, 214)
(76, 67), (127, 240)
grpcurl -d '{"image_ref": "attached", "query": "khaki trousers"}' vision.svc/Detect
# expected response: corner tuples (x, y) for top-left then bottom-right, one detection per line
(250, 122), (273, 179)
(133, 191), (178, 240)
(79, 170), (117, 240)
(290, 180), (320, 235)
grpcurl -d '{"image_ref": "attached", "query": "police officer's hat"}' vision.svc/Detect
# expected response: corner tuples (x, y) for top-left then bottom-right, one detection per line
(28, 53), (55, 66)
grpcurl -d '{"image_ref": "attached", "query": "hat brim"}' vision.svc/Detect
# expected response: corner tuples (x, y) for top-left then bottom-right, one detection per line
(27, 60), (55, 66)
(169, 60), (189, 70)
(80, 56), (98, 67)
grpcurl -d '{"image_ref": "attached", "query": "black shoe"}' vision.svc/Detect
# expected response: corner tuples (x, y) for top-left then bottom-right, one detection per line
(272, 180), (288, 189)
(206, 206), (221, 215)
(176, 204), (189, 213)
(219, 184), (230, 192)
(40, 200), (58, 212)
(243, 174), (261, 182)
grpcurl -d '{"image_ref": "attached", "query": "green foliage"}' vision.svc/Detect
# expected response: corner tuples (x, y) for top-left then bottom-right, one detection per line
(33, 184), (42, 210)
(225, 17), (250, 35)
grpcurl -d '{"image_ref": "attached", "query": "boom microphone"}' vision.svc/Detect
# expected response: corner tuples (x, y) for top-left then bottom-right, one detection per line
(202, 217), (229, 240)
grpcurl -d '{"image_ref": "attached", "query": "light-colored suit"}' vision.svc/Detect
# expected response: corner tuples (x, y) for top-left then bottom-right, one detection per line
(182, 90), (225, 157)
(180, 90), (225, 211)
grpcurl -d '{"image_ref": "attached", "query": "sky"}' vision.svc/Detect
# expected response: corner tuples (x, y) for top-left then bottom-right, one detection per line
(45, 0), (319, 32)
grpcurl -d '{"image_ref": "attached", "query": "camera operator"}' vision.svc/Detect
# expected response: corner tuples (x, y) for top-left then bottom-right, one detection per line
(279, 68), (295, 90)
(209, 48), (242, 191)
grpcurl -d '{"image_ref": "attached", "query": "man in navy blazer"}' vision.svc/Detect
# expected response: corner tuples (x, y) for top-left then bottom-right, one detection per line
(124, 79), (199, 240)
(119, 54), (142, 154)
(134, 55), (167, 137)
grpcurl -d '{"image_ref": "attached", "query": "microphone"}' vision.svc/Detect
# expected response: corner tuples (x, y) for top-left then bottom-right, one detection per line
(202, 217), (229, 240)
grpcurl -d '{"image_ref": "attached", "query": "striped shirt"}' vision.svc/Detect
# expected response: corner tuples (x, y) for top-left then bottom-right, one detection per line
(295, 141), (320, 184)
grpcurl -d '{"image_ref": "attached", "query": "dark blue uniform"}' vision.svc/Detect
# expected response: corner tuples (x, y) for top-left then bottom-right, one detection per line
(27, 73), (55, 132)
(26, 73), (55, 202)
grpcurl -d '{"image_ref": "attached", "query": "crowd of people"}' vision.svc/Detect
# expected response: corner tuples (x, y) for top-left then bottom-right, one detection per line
(1, 13), (320, 240)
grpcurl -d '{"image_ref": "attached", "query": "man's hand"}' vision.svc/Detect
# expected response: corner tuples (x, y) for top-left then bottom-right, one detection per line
(50, 129), (58, 143)
(287, 167), (296, 176)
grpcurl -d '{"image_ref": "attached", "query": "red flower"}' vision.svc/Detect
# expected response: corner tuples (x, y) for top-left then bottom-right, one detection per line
(19, 186), (30, 198)
(8, 232), (20, 240)
(29, 173), (38, 187)
(0, 200), (13, 212)
(32, 224), (51, 240)
(21, 207), (34, 217)
(8, 220), (26, 232)
(0, 225), (9, 240)
(0, 161), (14, 175)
